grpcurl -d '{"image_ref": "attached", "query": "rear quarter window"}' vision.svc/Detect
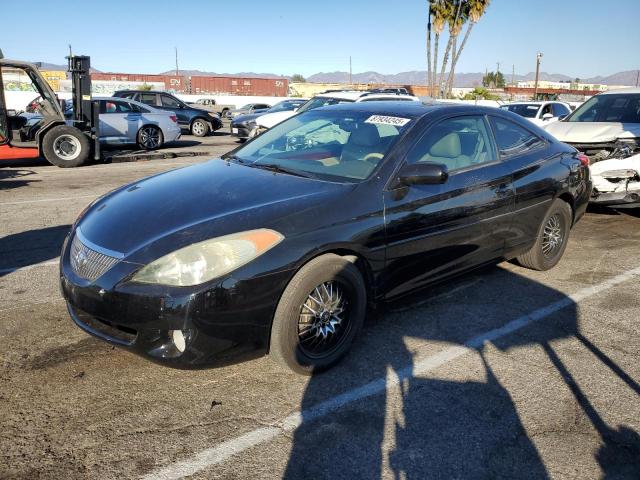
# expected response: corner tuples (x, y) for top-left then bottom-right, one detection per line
(490, 117), (545, 158)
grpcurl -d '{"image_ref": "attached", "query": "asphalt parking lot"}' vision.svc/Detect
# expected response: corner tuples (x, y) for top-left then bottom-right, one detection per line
(1, 133), (639, 479)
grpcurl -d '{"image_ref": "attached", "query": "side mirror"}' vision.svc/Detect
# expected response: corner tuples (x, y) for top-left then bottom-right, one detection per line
(542, 113), (554, 121)
(398, 162), (448, 186)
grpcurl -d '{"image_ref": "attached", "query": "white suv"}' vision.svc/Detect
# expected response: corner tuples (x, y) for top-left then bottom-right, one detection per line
(255, 90), (420, 132)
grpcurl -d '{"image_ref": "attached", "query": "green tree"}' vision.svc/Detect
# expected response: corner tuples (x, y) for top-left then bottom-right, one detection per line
(291, 74), (306, 83)
(138, 83), (152, 91)
(446, 0), (490, 96)
(481, 71), (504, 88)
(462, 87), (499, 100)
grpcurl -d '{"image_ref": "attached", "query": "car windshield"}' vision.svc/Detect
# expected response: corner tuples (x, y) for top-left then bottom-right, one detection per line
(564, 93), (640, 123)
(240, 104), (254, 109)
(296, 96), (355, 114)
(227, 110), (413, 182)
(500, 104), (540, 118)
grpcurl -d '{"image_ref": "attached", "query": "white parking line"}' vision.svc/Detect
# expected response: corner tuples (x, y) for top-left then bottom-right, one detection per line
(142, 265), (640, 480)
(0, 260), (59, 275)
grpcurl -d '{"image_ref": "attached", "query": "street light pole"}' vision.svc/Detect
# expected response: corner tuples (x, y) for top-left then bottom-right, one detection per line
(533, 52), (543, 100)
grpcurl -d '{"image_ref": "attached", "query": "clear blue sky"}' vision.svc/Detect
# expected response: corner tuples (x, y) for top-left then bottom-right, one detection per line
(1, 0), (638, 78)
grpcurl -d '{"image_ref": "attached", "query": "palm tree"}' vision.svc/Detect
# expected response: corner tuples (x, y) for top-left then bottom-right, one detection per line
(437, 0), (466, 98)
(445, 0), (490, 97)
(431, 1), (449, 97)
(427, 1), (434, 94)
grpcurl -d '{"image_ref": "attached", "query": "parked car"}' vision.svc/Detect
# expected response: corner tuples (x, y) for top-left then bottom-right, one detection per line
(25, 97), (181, 149)
(112, 90), (222, 137)
(231, 99), (307, 140)
(60, 102), (591, 375)
(544, 88), (640, 208)
(255, 90), (420, 131)
(187, 98), (235, 118)
(500, 101), (572, 126)
(225, 102), (272, 119)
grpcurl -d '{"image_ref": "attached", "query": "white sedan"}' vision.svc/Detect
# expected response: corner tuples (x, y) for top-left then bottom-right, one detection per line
(96, 97), (181, 149)
(500, 101), (572, 127)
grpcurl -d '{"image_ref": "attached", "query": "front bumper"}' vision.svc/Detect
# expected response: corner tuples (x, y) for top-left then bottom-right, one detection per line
(230, 124), (252, 139)
(590, 190), (640, 208)
(59, 233), (293, 369)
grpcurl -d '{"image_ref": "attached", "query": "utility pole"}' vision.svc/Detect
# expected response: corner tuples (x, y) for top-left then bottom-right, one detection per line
(349, 56), (352, 85)
(175, 47), (179, 76)
(511, 64), (515, 86)
(68, 44), (72, 57)
(636, 70), (639, 87)
(533, 52), (543, 99)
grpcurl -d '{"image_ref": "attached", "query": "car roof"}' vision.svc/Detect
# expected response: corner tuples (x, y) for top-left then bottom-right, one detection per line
(114, 90), (171, 95)
(94, 96), (161, 110)
(307, 100), (493, 119)
(314, 90), (418, 101)
(598, 87), (640, 95)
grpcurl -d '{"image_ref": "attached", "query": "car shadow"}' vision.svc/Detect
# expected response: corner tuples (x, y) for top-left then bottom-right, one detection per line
(0, 169), (40, 191)
(0, 224), (71, 277)
(284, 264), (639, 479)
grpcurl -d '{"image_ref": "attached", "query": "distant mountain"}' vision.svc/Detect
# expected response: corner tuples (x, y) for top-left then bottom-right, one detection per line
(584, 70), (640, 86)
(307, 70), (638, 87)
(32, 61), (102, 73)
(31, 60), (638, 87)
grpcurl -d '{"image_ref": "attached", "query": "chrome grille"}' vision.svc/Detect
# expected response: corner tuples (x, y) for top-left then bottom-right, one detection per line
(70, 233), (120, 281)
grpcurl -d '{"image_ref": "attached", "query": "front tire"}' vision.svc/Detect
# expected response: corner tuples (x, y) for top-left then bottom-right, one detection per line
(137, 125), (163, 150)
(517, 199), (572, 271)
(270, 254), (366, 375)
(190, 118), (210, 137)
(42, 125), (90, 168)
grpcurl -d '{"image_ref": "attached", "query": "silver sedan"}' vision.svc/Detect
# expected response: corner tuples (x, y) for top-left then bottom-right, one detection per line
(95, 97), (182, 150)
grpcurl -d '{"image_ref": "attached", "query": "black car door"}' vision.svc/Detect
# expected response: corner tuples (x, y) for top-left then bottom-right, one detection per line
(488, 115), (559, 254)
(382, 114), (515, 299)
(158, 94), (189, 127)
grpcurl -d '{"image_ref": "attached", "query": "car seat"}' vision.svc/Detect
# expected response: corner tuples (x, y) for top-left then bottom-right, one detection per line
(418, 131), (470, 170)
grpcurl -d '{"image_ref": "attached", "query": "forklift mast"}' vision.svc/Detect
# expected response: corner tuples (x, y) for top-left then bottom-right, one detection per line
(67, 55), (93, 126)
(67, 55), (100, 160)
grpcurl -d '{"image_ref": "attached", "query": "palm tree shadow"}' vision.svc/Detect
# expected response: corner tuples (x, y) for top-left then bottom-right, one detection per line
(284, 265), (639, 479)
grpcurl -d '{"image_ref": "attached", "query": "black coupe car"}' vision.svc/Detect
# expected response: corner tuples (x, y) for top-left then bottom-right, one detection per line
(60, 102), (591, 374)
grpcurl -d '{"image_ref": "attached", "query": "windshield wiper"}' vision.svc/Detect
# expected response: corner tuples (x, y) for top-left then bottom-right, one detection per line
(223, 154), (249, 164)
(251, 163), (316, 178)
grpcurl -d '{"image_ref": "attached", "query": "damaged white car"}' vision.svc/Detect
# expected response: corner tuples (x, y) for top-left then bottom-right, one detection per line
(545, 88), (640, 208)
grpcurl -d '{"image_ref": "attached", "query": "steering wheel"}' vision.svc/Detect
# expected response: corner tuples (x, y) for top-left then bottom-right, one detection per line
(363, 152), (384, 164)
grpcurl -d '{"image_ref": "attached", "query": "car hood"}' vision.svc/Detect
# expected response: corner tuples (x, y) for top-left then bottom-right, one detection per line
(544, 121), (640, 143)
(77, 159), (349, 259)
(231, 112), (262, 125)
(257, 110), (297, 128)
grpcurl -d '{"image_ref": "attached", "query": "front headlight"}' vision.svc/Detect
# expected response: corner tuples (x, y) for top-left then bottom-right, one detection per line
(131, 229), (284, 287)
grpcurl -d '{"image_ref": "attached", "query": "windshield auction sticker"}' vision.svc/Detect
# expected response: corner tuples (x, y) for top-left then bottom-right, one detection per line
(365, 115), (411, 127)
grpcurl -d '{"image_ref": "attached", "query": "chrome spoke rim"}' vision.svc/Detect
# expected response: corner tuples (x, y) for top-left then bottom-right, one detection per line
(542, 214), (563, 257)
(140, 128), (159, 148)
(298, 281), (350, 357)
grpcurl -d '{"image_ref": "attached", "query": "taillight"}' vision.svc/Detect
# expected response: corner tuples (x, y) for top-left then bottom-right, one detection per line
(169, 115), (178, 123)
(577, 153), (589, 166)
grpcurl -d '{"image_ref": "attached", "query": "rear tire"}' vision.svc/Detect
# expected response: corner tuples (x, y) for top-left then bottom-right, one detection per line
(517, 199), (572, 271)
(270, 254), (366, 375)
(191, 118), (209, 137)
(42, 125), (90, 168)
(137, 125), (163, 150)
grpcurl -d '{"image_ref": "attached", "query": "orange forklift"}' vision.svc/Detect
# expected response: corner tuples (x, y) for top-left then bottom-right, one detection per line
(0, 49), (99, 167)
